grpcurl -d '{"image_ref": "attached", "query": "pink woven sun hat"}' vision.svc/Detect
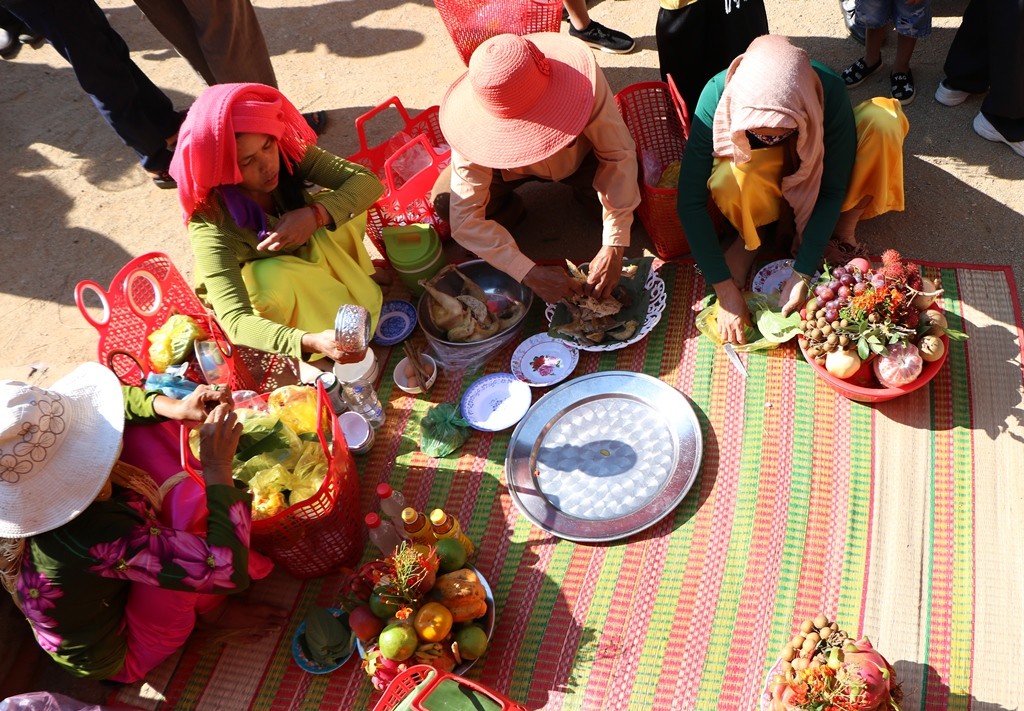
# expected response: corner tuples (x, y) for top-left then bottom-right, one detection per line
(440, 33), (597, 169)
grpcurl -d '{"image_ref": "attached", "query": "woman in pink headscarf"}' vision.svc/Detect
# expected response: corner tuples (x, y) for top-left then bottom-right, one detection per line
(677, 36), (908, 344)
(170, 83), (385, 363)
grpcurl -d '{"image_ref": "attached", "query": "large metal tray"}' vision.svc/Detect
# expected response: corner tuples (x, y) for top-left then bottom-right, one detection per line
(504, 371), (703, 542)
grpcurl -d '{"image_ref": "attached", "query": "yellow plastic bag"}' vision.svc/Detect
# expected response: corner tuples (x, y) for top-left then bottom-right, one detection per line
(288, 440), (328, 505)
(147, 314), (208, 373)
(696, 292), (798, 352)
(267, 385), (319, 435)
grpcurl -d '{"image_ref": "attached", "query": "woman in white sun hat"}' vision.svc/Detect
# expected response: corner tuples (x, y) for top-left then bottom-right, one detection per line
(0, 363), (284, 682)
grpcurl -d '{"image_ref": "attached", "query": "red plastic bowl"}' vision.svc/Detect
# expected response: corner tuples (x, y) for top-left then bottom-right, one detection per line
(797, 309), (949, 403)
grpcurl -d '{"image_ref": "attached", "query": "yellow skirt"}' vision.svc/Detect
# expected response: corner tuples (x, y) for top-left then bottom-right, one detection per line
(709, 97), (909, 252)
(241, 212), (383, 339)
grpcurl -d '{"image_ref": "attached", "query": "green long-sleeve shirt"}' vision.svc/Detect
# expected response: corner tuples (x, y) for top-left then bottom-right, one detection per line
(189, 146), (385, 358)
(677, 61), (857, 285)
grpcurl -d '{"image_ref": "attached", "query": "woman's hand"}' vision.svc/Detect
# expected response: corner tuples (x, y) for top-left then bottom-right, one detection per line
(301, 330), (358, 362)
(257, 207), (317, 252)
(154, 385), (233, 422)
(779, 271), (810, 316)
(523, 265), (583, 304)
(198, 404), (242, 487)
(713, 279), (753, 345)
(585, 246), (624, 299)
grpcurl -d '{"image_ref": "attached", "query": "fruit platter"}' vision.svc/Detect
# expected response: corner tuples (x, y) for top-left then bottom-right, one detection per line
(797, 251), (964, 403)
(339, 538), (494, 691)
(761, 613), (901, 710)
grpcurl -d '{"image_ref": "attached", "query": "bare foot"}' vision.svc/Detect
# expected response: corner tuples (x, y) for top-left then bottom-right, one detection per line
(197, 598), (290, 645)
(724, 238), (759, 289)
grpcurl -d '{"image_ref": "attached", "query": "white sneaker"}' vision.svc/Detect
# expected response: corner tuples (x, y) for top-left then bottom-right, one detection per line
(973, 112), (1024, 158)
(934, 80), (974, 107)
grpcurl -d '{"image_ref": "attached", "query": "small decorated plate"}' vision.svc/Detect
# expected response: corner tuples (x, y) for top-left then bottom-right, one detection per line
(752, 259), (796, 295)
(373, 300), (418, 346)
(510, 333), (579, 387)
(461, 373), (533, 432)
(292, 608), (356, 674)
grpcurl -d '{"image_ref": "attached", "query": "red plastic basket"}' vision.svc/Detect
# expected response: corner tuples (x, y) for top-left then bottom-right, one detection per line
(346, 97), (452, 257)
(373, 665), (529, 711)
(615, 81), (725, 260)
(433, 0), (563, 65)
(74, 252), (298, 392)
(181, 381), (366, 579)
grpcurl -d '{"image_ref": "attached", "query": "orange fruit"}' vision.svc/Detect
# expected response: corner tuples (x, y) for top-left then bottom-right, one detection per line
(413, 602), (453, 642)
(454, 625), (488, 660)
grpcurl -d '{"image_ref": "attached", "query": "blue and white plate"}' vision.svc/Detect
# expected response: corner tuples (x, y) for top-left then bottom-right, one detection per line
(461, 373), (533, 432)
(373, 300), (418, 346)
(292, 608), (356, 674)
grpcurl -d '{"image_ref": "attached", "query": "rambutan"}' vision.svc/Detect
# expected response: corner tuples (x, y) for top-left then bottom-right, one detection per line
(881, 249), (904, 266)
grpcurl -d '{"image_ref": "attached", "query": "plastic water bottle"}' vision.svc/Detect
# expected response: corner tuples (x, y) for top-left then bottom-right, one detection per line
(377, 483), (407, 533)
(365, 512), (402, 556)
(342, 378), (385, 429)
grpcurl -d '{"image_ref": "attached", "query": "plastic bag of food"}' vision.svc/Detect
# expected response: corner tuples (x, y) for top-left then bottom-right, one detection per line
(288, 440), (328, 505)
(188, 408), (303, 476)
(695, 292), (798, 352)
(250, 462), (293, 520)
(147, 314), (208, 373)
(267, 384), (319, 435)
(420, 403), (471, 458)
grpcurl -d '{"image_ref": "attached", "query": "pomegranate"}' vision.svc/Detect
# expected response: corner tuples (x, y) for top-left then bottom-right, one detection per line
(873, 342), (923, 388)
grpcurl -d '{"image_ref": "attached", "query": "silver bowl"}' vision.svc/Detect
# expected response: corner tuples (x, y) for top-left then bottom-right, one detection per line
(416, 260), (533, 367)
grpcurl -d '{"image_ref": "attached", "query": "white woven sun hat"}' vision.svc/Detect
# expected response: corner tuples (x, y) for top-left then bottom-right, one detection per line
(0, 363), (125, 538)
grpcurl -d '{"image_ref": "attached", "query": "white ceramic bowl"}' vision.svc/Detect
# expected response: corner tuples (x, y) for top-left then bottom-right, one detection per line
(393, 354), (438, 394)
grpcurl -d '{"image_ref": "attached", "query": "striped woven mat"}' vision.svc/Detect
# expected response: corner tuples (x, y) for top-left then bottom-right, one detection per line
(111, 260), (1024, 711)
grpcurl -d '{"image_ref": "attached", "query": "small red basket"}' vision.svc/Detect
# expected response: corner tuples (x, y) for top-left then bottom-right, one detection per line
(615, 81), (725, 260)
(74, 252), (298, 392)
(346, 96), (452, 257)
(181, 381), (366, 579)
(433, 0), (563, 65)
(373, 665), (528, 711)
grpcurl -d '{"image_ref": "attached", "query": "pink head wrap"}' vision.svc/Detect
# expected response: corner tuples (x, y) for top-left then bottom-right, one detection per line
(170, 83), (317, 222)
(711, 35), (825, 240)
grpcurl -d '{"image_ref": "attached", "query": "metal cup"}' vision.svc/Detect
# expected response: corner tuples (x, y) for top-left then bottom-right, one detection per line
(334, 304), (371, 358)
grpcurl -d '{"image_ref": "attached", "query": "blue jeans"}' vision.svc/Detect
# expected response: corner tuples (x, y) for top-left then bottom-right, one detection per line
(0, 0), (182, 170)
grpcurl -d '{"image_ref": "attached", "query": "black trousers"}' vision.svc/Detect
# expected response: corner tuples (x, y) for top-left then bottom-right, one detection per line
(656, 0), (769, 116)
(1, 0), (181, 170)
(943, 0), (1024, 141)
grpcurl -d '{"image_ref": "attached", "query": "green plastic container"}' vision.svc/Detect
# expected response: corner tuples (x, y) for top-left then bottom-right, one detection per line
(382, 224), (448, 297)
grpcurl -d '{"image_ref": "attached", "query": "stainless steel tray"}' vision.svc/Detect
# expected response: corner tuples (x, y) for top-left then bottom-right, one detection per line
(505, 371), (703, 542)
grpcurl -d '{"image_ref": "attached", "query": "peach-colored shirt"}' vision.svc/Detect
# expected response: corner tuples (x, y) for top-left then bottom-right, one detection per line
(448, 71), (641, 283)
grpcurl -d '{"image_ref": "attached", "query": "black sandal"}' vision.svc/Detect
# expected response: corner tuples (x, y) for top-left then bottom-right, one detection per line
(302, 110), (328, 136)
(841, 57), (883, 88)
(890, 70), (915, 106)
(147, 170), (177, 189)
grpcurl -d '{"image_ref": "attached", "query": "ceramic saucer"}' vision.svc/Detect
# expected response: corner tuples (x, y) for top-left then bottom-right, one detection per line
(461, 373), (533, 432)
(373, 300), (418, 346)
(510, 333), (579, 387)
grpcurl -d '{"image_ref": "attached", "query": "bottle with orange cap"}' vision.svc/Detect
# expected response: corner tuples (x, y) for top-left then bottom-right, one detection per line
(428, 508), (475, 557)
(400, 507), (436, 546)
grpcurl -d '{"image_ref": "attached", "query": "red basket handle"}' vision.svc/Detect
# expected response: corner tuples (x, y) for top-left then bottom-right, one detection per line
(666, 74), (692, 141)
(354, 96), (413, 153)
(403, 666), (528, 711)
(123, 268), (165, 319)
(74, 280), (112, 329)
(382, 134), (448, 193)
(179, 423), (206, 489)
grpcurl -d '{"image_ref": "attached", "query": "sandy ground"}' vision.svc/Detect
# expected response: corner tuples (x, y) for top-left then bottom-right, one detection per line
(1, 0), (1023, 388)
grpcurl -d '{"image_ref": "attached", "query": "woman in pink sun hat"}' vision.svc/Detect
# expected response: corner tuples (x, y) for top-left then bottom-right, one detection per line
(431, 33), (641, 305)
